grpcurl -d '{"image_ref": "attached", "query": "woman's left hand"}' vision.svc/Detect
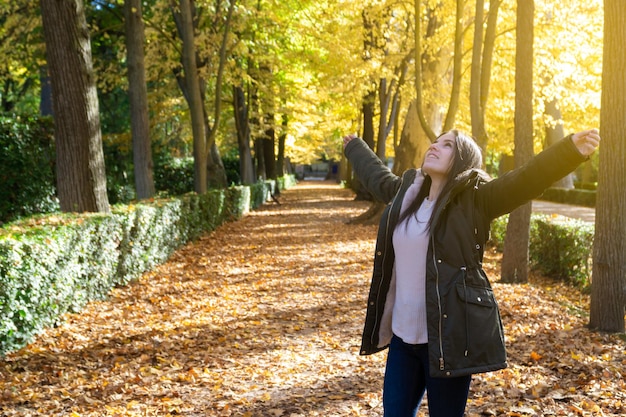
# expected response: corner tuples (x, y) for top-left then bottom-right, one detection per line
(343, 134), (358, 150)
(572, 128), (601, 156)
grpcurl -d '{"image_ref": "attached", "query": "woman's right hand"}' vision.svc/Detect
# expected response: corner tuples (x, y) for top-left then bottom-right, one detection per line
(343, 134), (358, 150)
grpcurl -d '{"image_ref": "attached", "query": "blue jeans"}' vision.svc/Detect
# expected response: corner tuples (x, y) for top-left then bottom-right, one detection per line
(383, 335), (471, 417)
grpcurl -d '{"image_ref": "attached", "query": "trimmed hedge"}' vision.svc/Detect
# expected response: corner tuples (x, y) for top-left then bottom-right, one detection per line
(489, 213), (594, 290)
(0, 178), (292, 355)
(539, 187), (596, 208)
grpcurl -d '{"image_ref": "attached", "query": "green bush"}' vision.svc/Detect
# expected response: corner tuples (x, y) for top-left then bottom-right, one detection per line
(0, 115), (58, 224)
(539, 187), (596, 208)
(153, 156), (195, 196)
(0, 175), (294, 355)
(489, 214), (593, 290)
(221, 151), (242, 185)
(489, 215), (509, 252)
(573, 181), (597, 191)
(278, 175), (298, 190)
(529, 216), (593, 290)
(250, 180), (272, 208)
(102, 138), (136, 204)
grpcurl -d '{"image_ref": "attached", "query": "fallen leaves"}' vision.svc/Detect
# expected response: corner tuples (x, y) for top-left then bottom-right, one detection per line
(0, 181), (624, 416)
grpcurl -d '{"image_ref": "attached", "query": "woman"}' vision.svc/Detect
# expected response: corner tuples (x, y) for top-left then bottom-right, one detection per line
(343, 129), (600, 417)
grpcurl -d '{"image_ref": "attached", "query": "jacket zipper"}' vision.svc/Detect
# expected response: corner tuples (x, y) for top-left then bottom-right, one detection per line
(461, 266), (469, 357)
(371, 178), (403, 347)
(432, 235), (445, 371)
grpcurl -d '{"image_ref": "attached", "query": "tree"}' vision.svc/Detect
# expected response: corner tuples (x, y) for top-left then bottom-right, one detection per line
(589, 0), (626, 333)
(198, 0), (233, 190)
(259, 64), (277, 182)
(124, 0), (155, 199)
(412, 0), (435, 141)
(544, 97), (573, 188)
(500, 0), (534, 284)
(442, 0), (466, 132)
(392, 99), (431, 174)
(469, 0), (501, 152)
(170, 0), (232, 193)
(173, 0), (207, 193)
(233, 85), (255, 184)
(40, 0), (110, 213)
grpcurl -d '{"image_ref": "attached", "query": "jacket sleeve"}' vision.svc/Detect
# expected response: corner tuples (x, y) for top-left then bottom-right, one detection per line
(478, 135), (588, 220)
(344, 138), (401, 204)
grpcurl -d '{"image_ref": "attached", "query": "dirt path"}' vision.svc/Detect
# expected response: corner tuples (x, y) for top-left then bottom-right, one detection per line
(1, 181), (624, 417)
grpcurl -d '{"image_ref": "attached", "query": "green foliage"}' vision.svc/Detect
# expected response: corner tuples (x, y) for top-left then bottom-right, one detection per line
(277, 175), (298, 190)
(539, 188), (596, 208)
(488, 215), (509, 252)
(489, 214), (594, 290)
(221, 151), (242, 185)
(0, 115), (58, 224)
(0, 213), (123, 353)
(102, 135), (136, 204)
(153, 156), (195, 196)
(529, 216), (594, 291)
(249, 180), (276, 208)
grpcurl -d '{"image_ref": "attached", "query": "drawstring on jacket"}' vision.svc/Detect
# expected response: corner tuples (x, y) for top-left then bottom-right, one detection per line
(462, 176), (482, 359)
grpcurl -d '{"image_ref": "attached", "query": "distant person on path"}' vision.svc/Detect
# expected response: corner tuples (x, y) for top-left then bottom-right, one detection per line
(343, 128), (600, 417)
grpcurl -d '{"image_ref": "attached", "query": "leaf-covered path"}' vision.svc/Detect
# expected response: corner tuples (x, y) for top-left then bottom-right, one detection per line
(1, 181), (624, 417)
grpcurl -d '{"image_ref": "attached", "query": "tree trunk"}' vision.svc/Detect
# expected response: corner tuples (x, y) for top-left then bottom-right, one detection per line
(393, 99), (431, 175)
(124, 0), (155, 200)
(175, 0), (207, 194)
(376, 78), (390, 160)
(443, 0), (466, 131)
(172, 0), (233, 192)
(352, 90), (376, 201)
(262, 109), (277, 181)
(207, 141), (227, 189)
(203, 0), (234, 189)
(233, 85), (255, 185)
(40, 0), (109, 213)
(589, 0), (626, 333)
(277, 114), (287, 178)
(347, 201), (386, 225)
(470, 0), (501, 153)
(413, 0), (435, 141)
(362, 90), (376, 149)
(500, 0), (534, 284)
(544, 98), (573, 188)
(255, 138), (266, 180)
(262, 136), (276, 181)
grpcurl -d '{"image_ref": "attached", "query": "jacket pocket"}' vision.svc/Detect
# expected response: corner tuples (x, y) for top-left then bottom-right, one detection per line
(438, 271), (506, 377)
(456, 282), (496, 308)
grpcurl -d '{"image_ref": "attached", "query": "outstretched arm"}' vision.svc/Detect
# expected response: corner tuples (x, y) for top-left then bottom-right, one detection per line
(343, 134), (401, 204)
(477, 128), (600, 220)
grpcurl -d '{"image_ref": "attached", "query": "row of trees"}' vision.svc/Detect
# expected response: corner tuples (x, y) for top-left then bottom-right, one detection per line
(1, 1), (623, 330)
(334, 0), (623, 333)
(3, 0), (319, 210)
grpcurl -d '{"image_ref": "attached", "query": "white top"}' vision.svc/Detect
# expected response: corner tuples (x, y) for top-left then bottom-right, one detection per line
(391, 194), (434, 345)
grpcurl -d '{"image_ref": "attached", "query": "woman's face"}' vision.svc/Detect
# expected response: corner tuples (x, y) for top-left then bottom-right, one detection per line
(422, 132), (456, 178)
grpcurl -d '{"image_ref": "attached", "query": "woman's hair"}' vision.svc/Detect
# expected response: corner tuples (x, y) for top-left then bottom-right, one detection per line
(397, 129), (484, 227)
